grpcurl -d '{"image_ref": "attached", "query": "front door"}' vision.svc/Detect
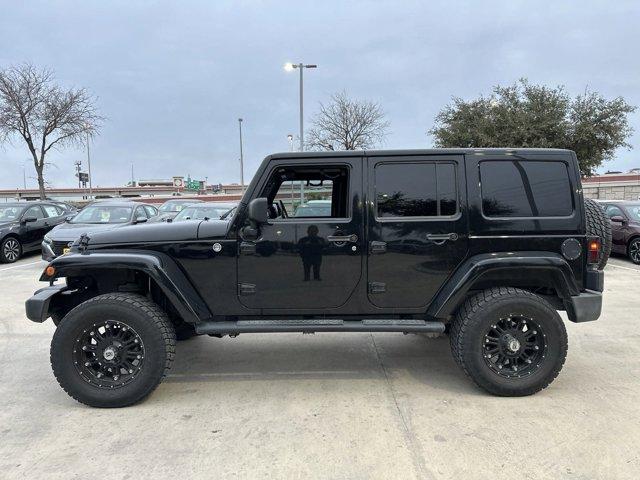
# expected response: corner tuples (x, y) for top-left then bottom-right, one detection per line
(237, 159), (363, 310)
(21, 205), (48, 250)
(366, 155), (468, 308)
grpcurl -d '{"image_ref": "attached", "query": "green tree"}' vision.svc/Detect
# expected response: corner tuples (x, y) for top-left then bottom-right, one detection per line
(429, 79), (636, 175)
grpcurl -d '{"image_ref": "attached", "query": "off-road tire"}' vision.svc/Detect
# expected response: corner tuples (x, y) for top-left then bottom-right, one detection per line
(450, 287), (568, 396)
(50, 293), (176, 408)
(584, 198), (611, 269)
(1, 236), (22, 263)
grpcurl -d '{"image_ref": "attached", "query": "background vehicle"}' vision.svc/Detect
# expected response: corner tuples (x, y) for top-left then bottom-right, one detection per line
(48, 201), (79, 215)
(26, 149), (608, 407)
(599, 200), (640, 264)
(0, 201), (68, 263)
(42, 201), (158, 260)
(171, 202), (238, 222)
(293, 199), (332, 217)
(151, 199), (203, 222)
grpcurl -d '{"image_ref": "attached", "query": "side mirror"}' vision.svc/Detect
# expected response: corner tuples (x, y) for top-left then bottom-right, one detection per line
(65, 215), (75, 222)
(247, 197), (269, 224)
(610, 215), (625, 223)
(21, 216), (37, 224)
(134, 216), (148, 224)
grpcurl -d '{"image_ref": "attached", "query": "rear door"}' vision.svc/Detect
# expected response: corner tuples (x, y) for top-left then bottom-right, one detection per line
(366, 155), (468, 308)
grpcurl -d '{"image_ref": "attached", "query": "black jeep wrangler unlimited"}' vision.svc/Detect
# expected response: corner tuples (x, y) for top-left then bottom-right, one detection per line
(26, 149), (609, 407)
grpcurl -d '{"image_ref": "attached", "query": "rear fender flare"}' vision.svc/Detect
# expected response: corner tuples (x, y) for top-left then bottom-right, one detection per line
(427, 252), (580, 320)
(42, 250), (211, 324)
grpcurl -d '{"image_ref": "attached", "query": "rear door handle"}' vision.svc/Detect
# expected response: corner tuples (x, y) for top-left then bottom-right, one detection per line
(426, 233), (458, 245)
(327, 234), (358, 243)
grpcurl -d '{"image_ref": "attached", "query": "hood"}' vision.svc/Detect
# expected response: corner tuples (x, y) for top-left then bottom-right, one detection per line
(0, 220), (17, 229)
(47, 221), (126, 242)
(87, 219), (230, 246)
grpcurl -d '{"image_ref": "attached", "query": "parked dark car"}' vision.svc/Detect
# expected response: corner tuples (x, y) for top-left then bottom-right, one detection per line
(599, 201), (640, 264)
(49, 201), (79, 215)
(27, 149), (609, 407)
(171, 202), (238, 222)
(151, 199), (203, 223)
(0, 201), (68, 263)
(42, 201), (158, 261)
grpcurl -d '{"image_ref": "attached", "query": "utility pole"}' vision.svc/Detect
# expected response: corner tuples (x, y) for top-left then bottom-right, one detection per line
(238, 118), (245, 192)
(86, 129), (93, 198)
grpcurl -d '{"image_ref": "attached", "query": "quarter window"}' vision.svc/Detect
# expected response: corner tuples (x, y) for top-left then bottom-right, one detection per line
(480, 160), (573, 218)
(375, 162), (458, 218)
(42, 205), (60, 217)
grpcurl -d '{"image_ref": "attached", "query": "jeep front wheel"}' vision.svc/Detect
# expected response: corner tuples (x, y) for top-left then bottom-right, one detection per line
(50, 293), (176, 407)
(450, 287), (567, 396)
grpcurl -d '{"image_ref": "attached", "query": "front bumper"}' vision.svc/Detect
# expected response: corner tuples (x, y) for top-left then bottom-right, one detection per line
(25, 284), (67, 323)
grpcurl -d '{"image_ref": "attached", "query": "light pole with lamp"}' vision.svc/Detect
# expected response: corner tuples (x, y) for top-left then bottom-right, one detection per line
(85, 127), (93, 199)
(284, 62), (317, 151)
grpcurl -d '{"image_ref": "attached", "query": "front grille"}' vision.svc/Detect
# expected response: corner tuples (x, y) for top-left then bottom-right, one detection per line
(51, 241), (72, 256)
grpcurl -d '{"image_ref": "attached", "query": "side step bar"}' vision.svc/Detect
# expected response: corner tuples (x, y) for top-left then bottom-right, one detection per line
(195, 319), (446, 335)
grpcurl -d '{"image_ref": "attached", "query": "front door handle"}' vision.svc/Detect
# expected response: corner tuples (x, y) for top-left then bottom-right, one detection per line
(426, 233), (458, 245)
(327, 234), (358, 243)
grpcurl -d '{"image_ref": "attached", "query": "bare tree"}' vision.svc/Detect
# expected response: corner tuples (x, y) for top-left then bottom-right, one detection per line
(0, 64), (102, 199)
(306, 91), (390, 151)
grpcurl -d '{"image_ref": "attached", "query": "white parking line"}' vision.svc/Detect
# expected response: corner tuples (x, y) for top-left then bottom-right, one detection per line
(0, 260), (43, 272)
(606, 263), (640, 273)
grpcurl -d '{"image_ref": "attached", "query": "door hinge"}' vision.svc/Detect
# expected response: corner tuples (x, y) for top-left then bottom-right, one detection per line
(238, 283), (256, 295)
(240, 242), (256, 254)
(368, 282), (386, 294)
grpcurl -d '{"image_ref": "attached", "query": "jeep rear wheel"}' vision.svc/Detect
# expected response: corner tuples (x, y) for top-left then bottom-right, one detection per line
(50, 293), (176, 407)
(450, 287), (567, 396)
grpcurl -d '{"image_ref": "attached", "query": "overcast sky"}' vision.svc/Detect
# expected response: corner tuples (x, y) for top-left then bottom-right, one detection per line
(1, 0), (639, 189)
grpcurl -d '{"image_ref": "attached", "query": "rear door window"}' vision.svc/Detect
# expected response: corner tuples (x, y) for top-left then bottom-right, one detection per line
(375, 162), (458, 218)
(480, 160), (573, 218)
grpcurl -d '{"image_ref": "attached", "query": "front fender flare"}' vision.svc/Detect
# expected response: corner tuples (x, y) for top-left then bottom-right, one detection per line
(426, 252), (580, 320)
(41, 250), (211, 324)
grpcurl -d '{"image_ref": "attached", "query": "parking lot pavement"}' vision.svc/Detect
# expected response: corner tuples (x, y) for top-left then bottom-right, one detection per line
(1, 255), (639, 480)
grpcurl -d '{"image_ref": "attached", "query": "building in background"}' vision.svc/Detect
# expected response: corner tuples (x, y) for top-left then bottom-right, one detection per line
(583, 168), (640, 200)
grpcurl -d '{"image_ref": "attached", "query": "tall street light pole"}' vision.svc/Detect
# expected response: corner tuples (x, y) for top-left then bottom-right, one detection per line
(238, 118), (245, 192)
(284, 62), (317, 151)
(85, 130), (93, 198)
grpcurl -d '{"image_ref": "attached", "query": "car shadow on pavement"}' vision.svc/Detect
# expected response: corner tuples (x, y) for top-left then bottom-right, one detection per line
(163, 332), (480, 396)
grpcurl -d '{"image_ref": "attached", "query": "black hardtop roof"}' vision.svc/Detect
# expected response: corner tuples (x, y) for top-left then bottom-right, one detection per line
(269, 148), (574, 160)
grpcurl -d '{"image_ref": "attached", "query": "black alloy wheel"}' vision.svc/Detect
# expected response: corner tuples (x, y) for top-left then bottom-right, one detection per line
(482, 315), (546, 379)
(73, 321), (146, 389)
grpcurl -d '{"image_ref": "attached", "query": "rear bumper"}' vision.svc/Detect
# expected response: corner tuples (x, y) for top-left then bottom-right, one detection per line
(25, 284), (67, 323)
(566, 289), (602, 323)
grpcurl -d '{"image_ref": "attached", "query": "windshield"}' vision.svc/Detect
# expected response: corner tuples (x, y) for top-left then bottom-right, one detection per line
(625, 204), (640, 221)
(71, 205), (133, 224)
(174, 205), (233, 221)
(159, 201), (194, 213)
(0, 205), (24, 221)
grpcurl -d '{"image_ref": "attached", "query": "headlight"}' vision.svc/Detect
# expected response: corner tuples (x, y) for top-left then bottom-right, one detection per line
(43, 235), (52, 244)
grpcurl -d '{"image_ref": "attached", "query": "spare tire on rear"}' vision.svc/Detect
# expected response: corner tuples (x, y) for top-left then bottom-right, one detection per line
(584, 198), (611, 270)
